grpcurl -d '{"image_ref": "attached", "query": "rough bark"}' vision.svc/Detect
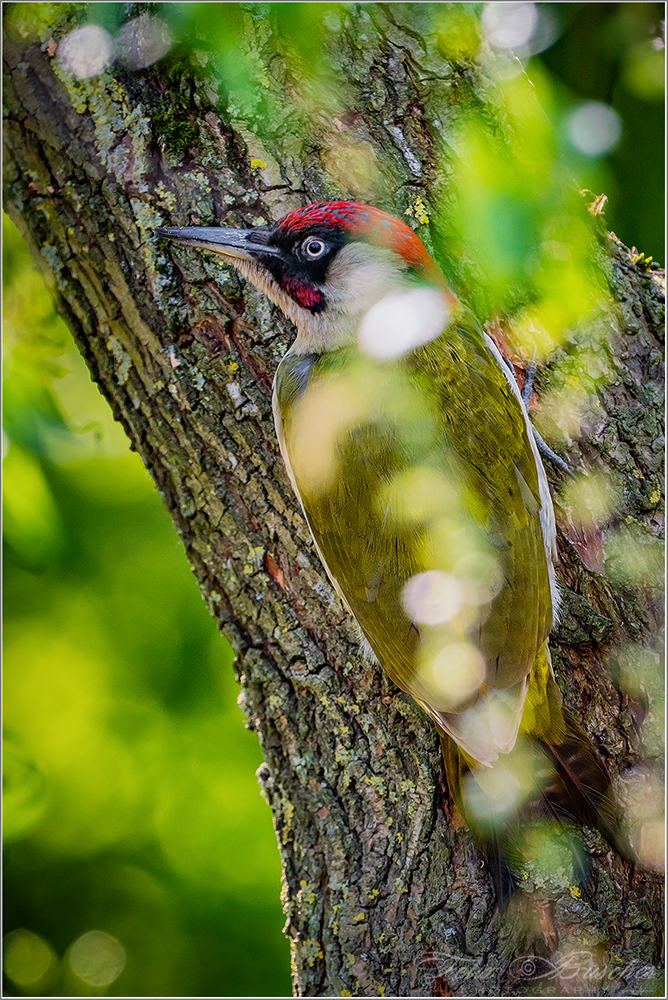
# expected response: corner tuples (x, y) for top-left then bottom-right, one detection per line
(3, 5), (664, 996)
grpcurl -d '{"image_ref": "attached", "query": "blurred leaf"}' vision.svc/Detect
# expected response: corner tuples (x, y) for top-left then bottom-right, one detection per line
(3, 928), (59, 995)
(605, 521), (665, 588)
(2, 443), (63, 570)
(623, 39), (665, 100)
(2, 734), (51, 844)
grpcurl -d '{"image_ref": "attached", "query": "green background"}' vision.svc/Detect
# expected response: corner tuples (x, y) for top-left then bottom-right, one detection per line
(3, 213), (291, 996)
(3, 2), (663, 997)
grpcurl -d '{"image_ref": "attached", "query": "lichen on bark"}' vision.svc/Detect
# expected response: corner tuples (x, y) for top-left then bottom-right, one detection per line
(3, 3), (664, 995)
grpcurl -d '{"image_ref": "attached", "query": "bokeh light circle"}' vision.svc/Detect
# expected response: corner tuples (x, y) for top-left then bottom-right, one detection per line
(115, 15), (172, 70)
(3, 929), (58, 988)
(69, 930), (126, 987)
(58, 25), (113, 78)
(482, 2), (539, 50)
(567, 101), (623, 157)
(402, 571), (465, 625)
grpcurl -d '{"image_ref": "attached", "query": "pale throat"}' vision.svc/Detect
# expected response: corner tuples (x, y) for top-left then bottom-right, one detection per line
(218, 242), (442, 356)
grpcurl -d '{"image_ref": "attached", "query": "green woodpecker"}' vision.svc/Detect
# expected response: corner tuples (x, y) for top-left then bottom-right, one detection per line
(156, 202), (628, 901)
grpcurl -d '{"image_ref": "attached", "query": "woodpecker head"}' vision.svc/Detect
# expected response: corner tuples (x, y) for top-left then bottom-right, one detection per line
(156, 202), (456, 355)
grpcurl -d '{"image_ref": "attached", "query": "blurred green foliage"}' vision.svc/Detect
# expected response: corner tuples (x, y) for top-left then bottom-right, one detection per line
(2, 214), (290, 996)
(538, 2), (665, 260)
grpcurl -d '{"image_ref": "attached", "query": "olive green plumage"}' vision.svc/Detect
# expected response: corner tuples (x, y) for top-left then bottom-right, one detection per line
(275, 306), (627, 900)
(276, 308), (554, 735)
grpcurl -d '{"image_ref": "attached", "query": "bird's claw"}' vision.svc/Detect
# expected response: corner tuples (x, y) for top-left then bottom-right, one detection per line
(532, 426), (574, 477)
(521, 348), (538, 406)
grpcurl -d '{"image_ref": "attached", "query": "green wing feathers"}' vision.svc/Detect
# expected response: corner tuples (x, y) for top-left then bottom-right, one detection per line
(521, 643), (566, 744)
(275, 316), (629, 887)
(276, 325), (554, 761)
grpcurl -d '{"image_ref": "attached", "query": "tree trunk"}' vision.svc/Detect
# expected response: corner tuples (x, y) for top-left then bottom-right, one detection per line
(3, 5), (664, 996)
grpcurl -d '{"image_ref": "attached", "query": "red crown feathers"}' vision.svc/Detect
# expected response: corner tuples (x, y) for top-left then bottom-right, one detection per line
(278, 201), (443, 283)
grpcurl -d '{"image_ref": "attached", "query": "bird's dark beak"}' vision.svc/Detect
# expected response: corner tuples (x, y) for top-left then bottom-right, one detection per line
(154, 225), (280, 260)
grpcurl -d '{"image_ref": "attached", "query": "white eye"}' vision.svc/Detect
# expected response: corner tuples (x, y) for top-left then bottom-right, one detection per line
(303, 237), (326, 258)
